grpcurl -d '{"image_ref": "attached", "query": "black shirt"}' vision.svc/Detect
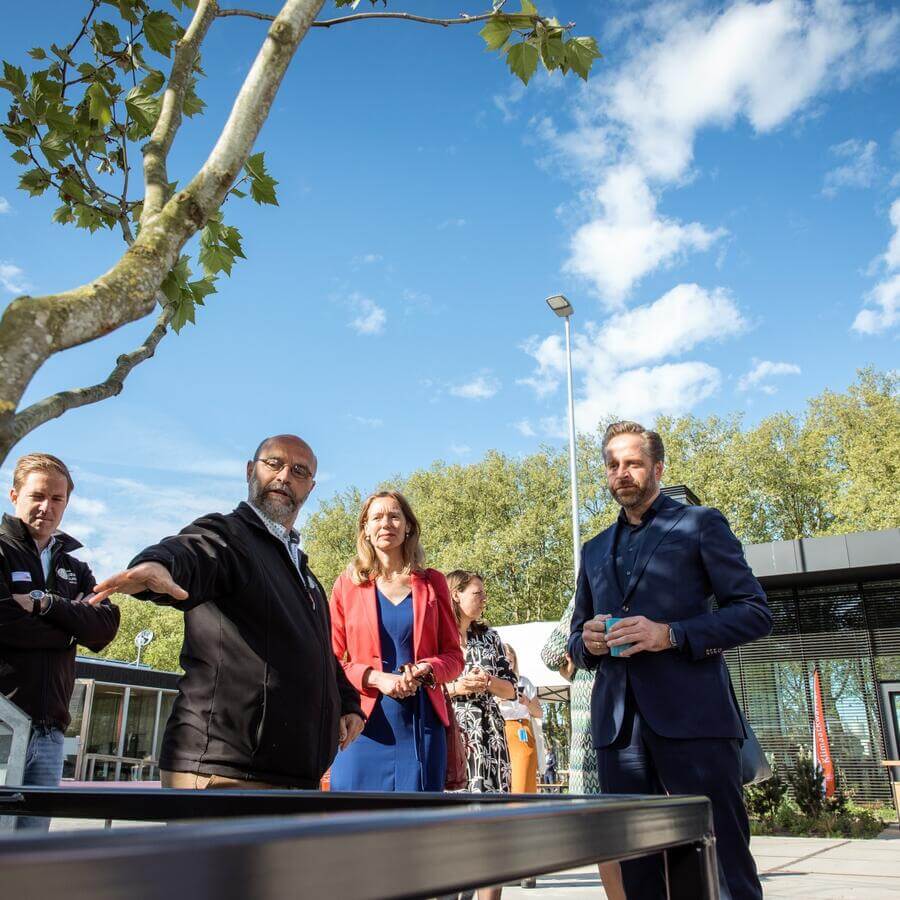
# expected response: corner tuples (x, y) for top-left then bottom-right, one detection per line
(613, 491), (665, 595)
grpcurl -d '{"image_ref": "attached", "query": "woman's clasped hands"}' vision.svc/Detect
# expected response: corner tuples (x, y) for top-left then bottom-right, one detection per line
(369, 662), (434, 699)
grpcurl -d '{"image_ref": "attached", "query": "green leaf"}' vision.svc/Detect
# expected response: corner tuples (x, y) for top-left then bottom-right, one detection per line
(11, 149), (29, 164)
(86, 82), (113, 127)
(28, 48), (48, 61)
(198, 242), (236, 277)
(1, 123), (32, 147)
(125, 85), (162, 132)
(244, 152), (279, 206)
(19, 168), (52, 197)
(564, 36), (602, 80)
(143, 11), (180, 57)
(229, 187), (247, 199)
(45, 104), (76, 133)
(182, 81), (205, 117)
(219, 225), (246, 260)
(506, 42), (539, 85)
(520, 0), (538, 14)
(140, 69), (166, 95)
(49, 43), (75, 65)
(40, 132), (70, 167)
(52, 203), (75, 225)
(480, 19), (513, 52)
(188, 276), (217, 305)
(0, 62), (27, 97)
(540, 34), (566, 70)
(93, 21), (122, 54)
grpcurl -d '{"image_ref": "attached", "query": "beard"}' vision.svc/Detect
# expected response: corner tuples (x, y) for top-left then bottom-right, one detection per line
(248, 471), (302, 526)
(610, 477), (657, 510)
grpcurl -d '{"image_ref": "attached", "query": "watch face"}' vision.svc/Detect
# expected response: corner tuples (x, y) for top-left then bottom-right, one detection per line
(29, 589), (46, 602)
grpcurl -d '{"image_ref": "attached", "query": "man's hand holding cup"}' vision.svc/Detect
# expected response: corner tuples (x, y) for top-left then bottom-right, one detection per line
(582, 613), (612, 657)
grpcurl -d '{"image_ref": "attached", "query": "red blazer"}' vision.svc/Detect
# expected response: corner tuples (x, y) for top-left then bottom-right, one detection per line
(330, 568), (464, 726)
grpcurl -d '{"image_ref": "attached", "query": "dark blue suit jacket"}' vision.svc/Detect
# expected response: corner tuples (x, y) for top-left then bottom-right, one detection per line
(567, 494), (772, 747)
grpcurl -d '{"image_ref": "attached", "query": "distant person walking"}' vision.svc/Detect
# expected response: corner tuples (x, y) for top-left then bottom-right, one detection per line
(1, 453), (119, 829)
(328, 490), (463, 791)
(498, 643), (542, 794)
(569, 421), (773, 900)
(91, 435), (364, 790)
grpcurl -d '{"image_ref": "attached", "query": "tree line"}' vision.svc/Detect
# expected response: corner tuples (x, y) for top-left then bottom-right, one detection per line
(95, 367), (898, 670)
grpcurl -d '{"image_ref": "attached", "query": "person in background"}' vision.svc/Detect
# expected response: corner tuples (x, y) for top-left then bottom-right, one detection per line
(446, 570), (516, 900)
(91, 435), (364, 790)
(328, 491), (463, 791)
(542, 595), (626, 900)
(498, 643), (542, 794)
(0, 453), (120, 830)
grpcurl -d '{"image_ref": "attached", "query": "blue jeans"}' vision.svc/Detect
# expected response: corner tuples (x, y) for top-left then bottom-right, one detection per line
(16, 725), (65, 831)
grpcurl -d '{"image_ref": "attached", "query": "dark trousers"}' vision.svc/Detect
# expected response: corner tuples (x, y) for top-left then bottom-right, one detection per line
(596, 687), (761, 900)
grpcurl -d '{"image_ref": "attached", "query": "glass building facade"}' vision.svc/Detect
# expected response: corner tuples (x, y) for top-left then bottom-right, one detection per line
(62, 658), (179, 783)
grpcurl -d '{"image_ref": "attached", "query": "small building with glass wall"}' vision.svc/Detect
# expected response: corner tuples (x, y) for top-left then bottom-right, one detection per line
(63, 657), (179, 783)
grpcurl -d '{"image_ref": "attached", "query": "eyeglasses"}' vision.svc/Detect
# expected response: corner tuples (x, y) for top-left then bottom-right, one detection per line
(256, 457), (314, 481)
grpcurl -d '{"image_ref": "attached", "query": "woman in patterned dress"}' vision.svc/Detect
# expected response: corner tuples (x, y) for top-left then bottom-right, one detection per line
(446, 570), (517, 795)
(541, 594), (626, 900)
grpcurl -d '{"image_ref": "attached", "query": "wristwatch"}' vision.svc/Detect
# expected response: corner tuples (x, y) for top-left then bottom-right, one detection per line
(28, 589), (54, 617)
(667, 624), (681, 649)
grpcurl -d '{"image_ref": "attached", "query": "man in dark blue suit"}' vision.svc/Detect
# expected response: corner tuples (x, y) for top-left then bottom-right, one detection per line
(568, 421), (772, 900)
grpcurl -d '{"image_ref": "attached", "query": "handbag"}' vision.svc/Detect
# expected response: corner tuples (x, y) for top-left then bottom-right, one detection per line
(740, 713), (772, 785)
(729, 680), (772, 785)
(443, 686), (468, 791)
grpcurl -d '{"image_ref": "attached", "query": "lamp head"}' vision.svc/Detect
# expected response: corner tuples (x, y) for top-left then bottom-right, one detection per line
(546, 294), (574, 318)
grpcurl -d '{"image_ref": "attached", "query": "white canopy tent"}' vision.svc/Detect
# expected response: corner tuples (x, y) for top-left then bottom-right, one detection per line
(493, 621), (570, 702)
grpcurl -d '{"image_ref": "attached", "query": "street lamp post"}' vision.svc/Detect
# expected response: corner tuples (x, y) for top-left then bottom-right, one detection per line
(545, 294), (581, 581)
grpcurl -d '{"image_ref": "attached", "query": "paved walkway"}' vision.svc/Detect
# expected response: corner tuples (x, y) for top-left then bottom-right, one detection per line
(501, 830), (900, 899)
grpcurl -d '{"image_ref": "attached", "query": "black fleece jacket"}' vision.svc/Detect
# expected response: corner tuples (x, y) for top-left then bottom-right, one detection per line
(131, 502), (363, 788)
(0, 514), (120, 730)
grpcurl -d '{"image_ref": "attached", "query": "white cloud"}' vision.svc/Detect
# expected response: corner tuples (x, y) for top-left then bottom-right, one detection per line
(0, 261), (30, 294)
(545, 0), (900, 301)
(0, 197), (11, 214)
(738, 359), (802, 393)
(564, 165), (725, 304)
(450, 444), (472, 456)
(853, 197), (900, 334)
(449, 374), (501, 401)
(514, 419), (537, 437)
(352, 252), (383, 265)
(822, 139), (880, 197)
(520, 283), (746, 430)
(853, 273), (900, 334)
(348, 295), (386, 335)
(437, 218), (467, 230)
(348, 415), (383, 428)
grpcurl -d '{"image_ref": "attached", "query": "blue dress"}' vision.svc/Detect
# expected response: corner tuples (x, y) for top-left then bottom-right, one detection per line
(329, 588), (447, 791)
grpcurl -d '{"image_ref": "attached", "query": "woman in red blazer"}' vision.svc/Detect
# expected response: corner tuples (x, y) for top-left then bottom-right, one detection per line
(329, 490), (463, 791)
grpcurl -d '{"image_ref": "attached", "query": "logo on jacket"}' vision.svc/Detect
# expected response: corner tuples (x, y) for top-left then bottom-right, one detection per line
(57, 567), (78, 583)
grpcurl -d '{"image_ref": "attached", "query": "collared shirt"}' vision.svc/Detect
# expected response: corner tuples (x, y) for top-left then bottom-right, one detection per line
(40, 536), (56, 581)
(613, 491), (665, 595)
(248, 503), (302, 571)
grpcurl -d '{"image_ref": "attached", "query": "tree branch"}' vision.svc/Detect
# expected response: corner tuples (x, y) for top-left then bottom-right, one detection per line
(3, 307), (171, 454)
(142, 0), (219, 223)
(218, 7), (501, 27)
(188, 0), (327, 215)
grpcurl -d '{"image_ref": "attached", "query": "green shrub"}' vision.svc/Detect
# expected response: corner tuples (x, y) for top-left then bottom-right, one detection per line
(788, 746), (825, 818)
(744, 754), (885, 839)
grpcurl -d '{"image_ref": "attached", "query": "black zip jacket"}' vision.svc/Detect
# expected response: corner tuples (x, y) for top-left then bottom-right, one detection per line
(131, 502), (363, 788)
(0, 514), (120, 730)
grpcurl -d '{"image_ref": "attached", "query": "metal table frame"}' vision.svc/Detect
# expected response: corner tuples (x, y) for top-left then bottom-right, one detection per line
(0, 788), (719, 900)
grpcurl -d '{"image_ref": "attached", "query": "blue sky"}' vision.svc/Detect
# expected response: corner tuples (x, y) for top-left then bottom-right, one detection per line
(1, 0), (898, 576)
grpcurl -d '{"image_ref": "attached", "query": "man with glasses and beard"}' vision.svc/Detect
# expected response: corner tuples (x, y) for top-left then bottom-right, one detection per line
(568, 421), (772, 900)
(92, 435), (364, 789)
